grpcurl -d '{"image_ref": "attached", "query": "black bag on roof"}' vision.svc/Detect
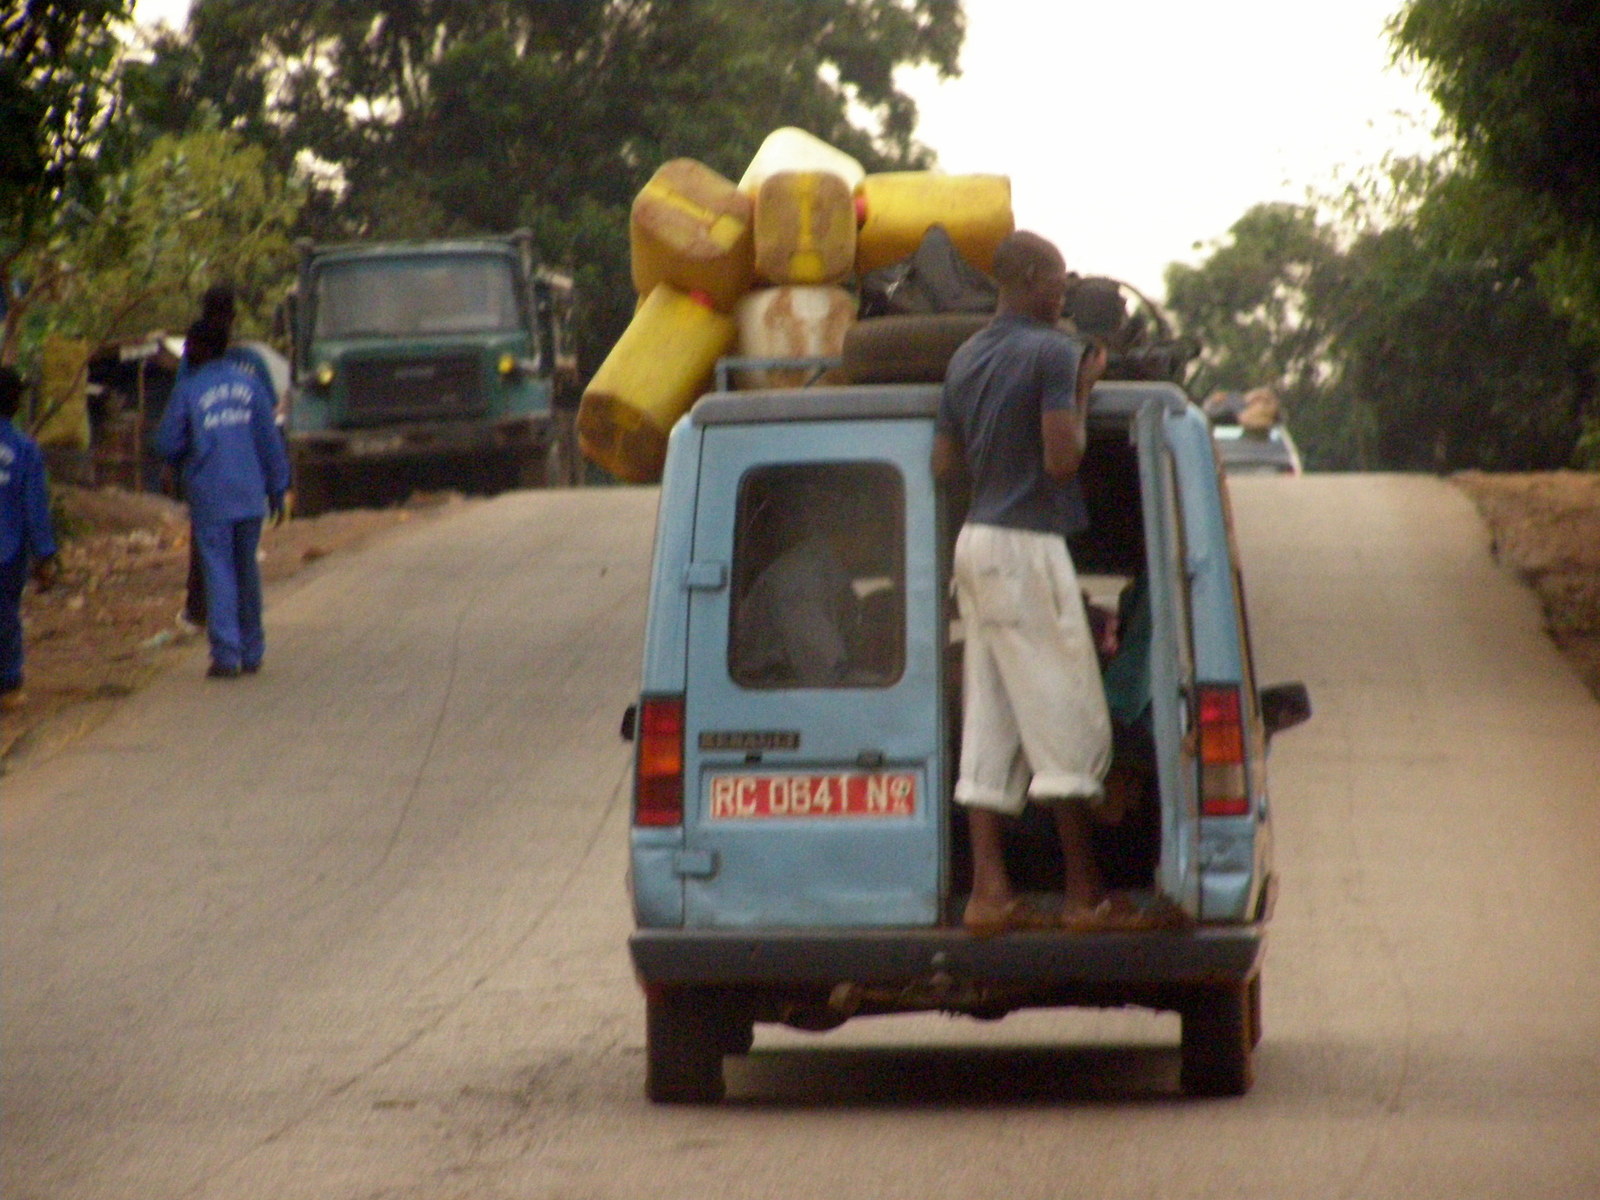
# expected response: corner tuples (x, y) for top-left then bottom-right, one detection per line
(858, 225), (998, 318)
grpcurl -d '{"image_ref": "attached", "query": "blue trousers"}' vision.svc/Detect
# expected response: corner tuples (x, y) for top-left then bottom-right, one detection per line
(1, 554), (25, 693)
(193, 518), (265, 671)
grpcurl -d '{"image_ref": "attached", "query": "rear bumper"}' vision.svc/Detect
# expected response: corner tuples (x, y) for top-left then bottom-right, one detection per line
(630, 925), (1265, 992)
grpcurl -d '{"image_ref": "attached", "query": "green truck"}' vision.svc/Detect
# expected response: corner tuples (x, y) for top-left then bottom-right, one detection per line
(284, 231), (580, 514)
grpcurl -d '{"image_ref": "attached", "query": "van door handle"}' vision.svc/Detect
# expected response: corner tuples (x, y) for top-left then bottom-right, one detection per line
(683, 561), (728, 591)
(856, 750), (885, 769)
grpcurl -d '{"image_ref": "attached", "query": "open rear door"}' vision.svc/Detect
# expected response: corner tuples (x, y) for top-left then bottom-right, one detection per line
(1136, 396), (1202, 917)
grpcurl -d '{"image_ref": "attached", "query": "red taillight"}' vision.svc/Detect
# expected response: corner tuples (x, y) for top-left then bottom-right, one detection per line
(635, 696), (684, 827)
(1197, 685), (1249, 817)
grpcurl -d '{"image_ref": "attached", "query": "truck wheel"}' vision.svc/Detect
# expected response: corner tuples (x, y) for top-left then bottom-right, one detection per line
(1180, 980), (1254, 1097)
(645, 989), (726, 1103)
(842, 313), (990, 384)
(294, 462), (335, 518)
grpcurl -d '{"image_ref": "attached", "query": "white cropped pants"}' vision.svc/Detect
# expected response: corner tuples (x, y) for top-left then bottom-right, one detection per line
(952, 523), (1112, 816)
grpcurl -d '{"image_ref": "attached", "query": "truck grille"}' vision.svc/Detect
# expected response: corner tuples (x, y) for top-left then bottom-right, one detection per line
(342, 354), (484, 425)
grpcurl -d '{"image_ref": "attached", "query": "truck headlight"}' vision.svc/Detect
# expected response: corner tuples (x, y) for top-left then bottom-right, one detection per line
(314, 362), (335, 388)
(498, 353), (517, 378)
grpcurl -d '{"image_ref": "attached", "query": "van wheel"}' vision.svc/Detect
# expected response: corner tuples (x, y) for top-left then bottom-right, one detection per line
(842, 313), (990, 384)
(1180, 981), (1254, 1097)
(645, 989), (726, 1103)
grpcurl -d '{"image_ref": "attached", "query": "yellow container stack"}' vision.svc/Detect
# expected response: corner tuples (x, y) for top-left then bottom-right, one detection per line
(577, 284), (736, 483)
(580, 130), (1015, 483)
(854, 172), (1014, 275)
(732, 285), (856, 389)
(753, 170), (856, 285)
(629, 158), (754, 313)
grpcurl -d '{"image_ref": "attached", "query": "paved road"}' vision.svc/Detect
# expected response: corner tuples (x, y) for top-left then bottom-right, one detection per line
(3, 477), (1597, 1200)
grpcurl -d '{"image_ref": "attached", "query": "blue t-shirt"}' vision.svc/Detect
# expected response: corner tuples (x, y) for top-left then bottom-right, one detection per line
(938, 314), (1089, 537)
(154, 358), (290, 523)
(0, 417), (57, 565)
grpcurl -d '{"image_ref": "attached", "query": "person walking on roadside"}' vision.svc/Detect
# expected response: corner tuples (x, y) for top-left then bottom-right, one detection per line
(1, 366), (59, 710)
(173, 283), (282, 632)
(932, 229), (1117, 934)
(155, 321), (289, 679)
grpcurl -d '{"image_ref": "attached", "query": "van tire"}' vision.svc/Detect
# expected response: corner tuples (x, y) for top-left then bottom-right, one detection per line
(841, 313), (990, 384)
(1248, 973), (1263, 1048)
(645, 989), (726, 1103)
(1179, 980), (1254, 1097)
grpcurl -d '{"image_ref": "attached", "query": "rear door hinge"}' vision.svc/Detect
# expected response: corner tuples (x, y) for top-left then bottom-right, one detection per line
(683, 561), (728, 591)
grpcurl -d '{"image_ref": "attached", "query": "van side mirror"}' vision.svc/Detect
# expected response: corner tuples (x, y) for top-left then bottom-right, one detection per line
(620, 703), (637, 742)
(1260, 683), (1311, 738)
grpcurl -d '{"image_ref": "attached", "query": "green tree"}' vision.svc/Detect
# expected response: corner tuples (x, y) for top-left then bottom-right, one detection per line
(132, 0), (964, 368)
(1321, 161), (1589, 472)
(1393, 1), (1600, 347)
(1165, 170), (1591, 472)
(1164, 203), (1340, 404)
(2, 0), (136, 338)
(7, 126), (303, 381)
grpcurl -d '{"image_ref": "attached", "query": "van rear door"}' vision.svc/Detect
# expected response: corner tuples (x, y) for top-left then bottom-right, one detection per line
(680, 414), (944, 929)
(1136, 393), (1203, 916)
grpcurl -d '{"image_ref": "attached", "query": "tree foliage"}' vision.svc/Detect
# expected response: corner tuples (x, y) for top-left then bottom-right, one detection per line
(1393, 0), (1600, 347)
(1, 1), (136, 296)
(1166, 176), (1592, 472)
(131, 0), (964, 367)
(5, 127), (303, 368)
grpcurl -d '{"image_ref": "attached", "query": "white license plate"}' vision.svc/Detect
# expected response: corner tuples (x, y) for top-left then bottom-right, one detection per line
(347, 433), (405, 456)
(706, 772), (917, 820)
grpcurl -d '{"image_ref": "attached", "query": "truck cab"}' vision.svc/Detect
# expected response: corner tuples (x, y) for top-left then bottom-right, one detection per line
(626, 370), (1310, 1103)
(284, 231), (580, 512)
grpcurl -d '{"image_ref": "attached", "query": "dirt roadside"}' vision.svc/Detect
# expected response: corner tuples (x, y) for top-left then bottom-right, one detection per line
(3, 472), (1597, 775)
(1, 487), (479, 773)
(1453, 470), (1600, 701)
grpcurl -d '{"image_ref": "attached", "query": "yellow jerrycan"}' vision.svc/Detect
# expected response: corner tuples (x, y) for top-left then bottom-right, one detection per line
(738, 126), (865, 195)
(630, 159), (754, 312)
(854, 172), (1013, 275)
(578, 284), (736, 483)
(753, 170), (857, 286)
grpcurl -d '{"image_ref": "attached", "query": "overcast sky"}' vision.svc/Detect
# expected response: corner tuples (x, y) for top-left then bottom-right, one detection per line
(131, 0), (1442, 299)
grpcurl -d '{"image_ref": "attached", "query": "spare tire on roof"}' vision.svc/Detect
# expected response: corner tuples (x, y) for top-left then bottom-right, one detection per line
(841, 312), (989, 384)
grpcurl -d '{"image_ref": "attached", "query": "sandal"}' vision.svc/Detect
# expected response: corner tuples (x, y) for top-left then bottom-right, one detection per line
(962, 897), (1059, 936)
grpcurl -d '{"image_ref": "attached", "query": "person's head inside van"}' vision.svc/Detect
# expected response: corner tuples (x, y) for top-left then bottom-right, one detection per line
(731, 465), (901, 688)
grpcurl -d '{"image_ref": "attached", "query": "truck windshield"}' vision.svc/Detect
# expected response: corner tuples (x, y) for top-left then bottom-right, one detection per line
(312, 254), (522, 339)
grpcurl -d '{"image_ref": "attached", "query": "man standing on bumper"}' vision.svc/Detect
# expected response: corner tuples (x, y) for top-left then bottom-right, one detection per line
(155, 320), (290, 679)
(933, 230), (1113, 933)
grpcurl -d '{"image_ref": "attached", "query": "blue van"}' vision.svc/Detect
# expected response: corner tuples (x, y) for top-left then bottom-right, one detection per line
(625, 372), (1310, 1102)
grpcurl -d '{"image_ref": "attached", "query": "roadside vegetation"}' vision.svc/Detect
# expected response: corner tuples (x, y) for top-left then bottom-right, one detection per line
(3, 2), (1596, 474)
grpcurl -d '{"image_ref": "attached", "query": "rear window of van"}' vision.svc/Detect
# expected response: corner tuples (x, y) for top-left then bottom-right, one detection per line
(728, 461), (905, 689)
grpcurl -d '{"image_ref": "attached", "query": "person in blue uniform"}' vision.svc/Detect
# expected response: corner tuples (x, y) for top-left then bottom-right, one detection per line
(155, 321), (290, 678)
(173, 283), (280, 629)
(1, 366), (59, 709)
